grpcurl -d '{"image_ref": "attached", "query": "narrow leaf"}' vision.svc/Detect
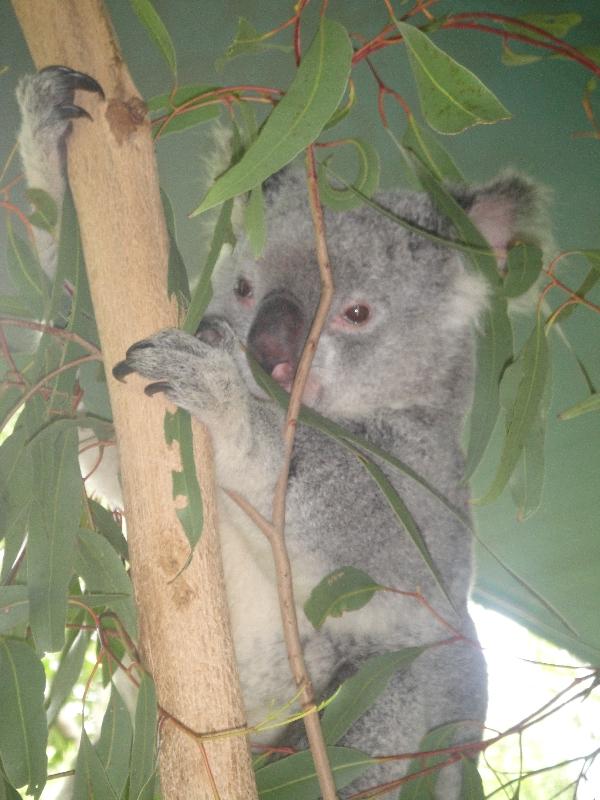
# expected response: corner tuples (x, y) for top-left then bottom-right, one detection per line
(402, 114), (464, 183)
(162, 189), (190, 311)
(95, 685), (133, 798)
(183, 198), (235, 333)
(503, 243), (543, 298)
(130, 673), (157, 800)
(72, 729), (119, 800)
(399, 722), (460, 799)
(6, 222), (48, 317)
(46, 630), (91, 725)
(27, 426), (82, 651)
(475, 316), (549, 504)
(164, 409), (203, 548)
(317, 138), (380, 211)
(75, 528), (137, 641)
(501, 41), (542, 67)
(245, 185), (267, 257)
(321, 648), (425, 745)
(192, 18), (352, 215)
(505, 13), (582, 40)
(559, 391), (600, 420)
(394, 21), (511, 134)
(130, 0), (177, 76)
(255, 747), (373, 799)
(304, 567), (383, 629)
(0, 639), (47, 796)
(0, 586), (29, 633)
(26, 188), (58, 233)
(461, 757), (485, 798)
(216, 17), (292, 70)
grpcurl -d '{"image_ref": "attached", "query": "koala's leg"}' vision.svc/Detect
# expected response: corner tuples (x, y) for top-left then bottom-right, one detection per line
(16, 66), (103, 277)
(113, 322), (285, 504)
(337, 637), (487, 799)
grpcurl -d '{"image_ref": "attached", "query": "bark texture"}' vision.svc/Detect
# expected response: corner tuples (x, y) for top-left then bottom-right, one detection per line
(12, 2), (258, 797)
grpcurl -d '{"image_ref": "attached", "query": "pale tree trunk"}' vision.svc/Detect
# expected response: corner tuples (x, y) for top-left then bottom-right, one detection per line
(12, 1), (258, 797)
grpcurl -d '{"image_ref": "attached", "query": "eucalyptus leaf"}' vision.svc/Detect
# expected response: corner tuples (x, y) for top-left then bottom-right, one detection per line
(162, 188), (190, 309)
(193, 18), (352, 215)
(317, 138), (380, 211)
(0, 638), (47, 796)
(402, 114), (464, 183)
(46, 629), (91, 726)
(460, 757), (485, 798)
(72, 729), (119, 800)
(130, 673), (158, 800)
(183, 198), (235, 333)
(216, 17), (292, 70)
(559, 391), (600, 420)
(504, 13), (582, 40)
(96, 684), (133, 798)
(321, 648), (426, 745)
(27, 426), (82, 652)
(503, 243), (543, 298)
(26, 188), (58, 233)
(255, 746), (373, 799)
(475, 316), (549, 505)
(0, 585), (29, 634)
(501, 41), (542, 67)
(304, 566), (383, 629)
(130, 0), (177, 76)
(163, 408), (203, 549)
(245, 185), (267, 257)
(399, 721), (460, 798)
(6, 222), (48, 317)
(75, 527), (137, 640)
(394, 21), (511, 134)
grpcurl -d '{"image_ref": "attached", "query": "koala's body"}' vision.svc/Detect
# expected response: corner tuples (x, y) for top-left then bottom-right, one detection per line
(17, 67), (547, 797)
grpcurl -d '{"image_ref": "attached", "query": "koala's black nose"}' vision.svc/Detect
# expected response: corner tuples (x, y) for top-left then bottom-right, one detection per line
(247, 292), (305, 377)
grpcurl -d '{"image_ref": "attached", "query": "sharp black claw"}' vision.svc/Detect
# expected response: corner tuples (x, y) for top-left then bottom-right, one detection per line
(39, 64), (105, 99)
(145, 381), (172, 397)
(57, 103), (93, 122)
(125, 340), (154, 358)
(112, 361), (134, 382)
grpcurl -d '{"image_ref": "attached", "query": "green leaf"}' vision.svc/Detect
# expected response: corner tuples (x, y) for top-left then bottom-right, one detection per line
(45, 629), (91, 726)
(245, 185), (267, 257)
(399, 722), (460, 798)
(0, 777), (21, 799)
(503, 243), (543, 298)
(193, 18), (352, 215)
(130, 0), (177, 76)
(460, 757), (485, 798)
(183, 198), (235, 334)
(402, 114), (464, 183)
(162, 189), (190, 310)
(559, 391), (600, 420)
(475, 316), (549, 505)
(317, 138), (380, 211)
(27, 426), (82, 651)
(130, 673), (157, 800)
(255, 747), (373, 799)
(323, 80), (356, 131)
(501, 41), (542, 67)
(88, 499), (128, 561)
(321, 648), (425, 745)
(72, 729), (119, 800)
(394, 21), (511, 134)
(358, 454), (454, 610)
(0, 638), (47, 796)
(149, 85), (222, 137)
(26, 188), (58, 233)
(153, 103), (221, 137)
(509, 363), (552, 521)
(304, 567), (383, 629)
(6, 222), (48, 317)
(164, 409), (203, 549)
(75, 528), (137, 641)
(0, 587), (29, 634)
(506, 13), (582, 40)
(147, 84), (216, 113)
(95, 685), (133, 798)
(0, 293), (37, 318)
(216, 17), (292, 70)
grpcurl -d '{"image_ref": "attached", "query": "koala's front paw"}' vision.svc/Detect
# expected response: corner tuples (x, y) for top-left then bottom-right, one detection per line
(17, 65), (104, 143)
(113, 327), (246, 421)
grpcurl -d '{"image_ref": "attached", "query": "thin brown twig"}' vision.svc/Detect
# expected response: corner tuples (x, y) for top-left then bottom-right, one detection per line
(0, 318), (101, 354)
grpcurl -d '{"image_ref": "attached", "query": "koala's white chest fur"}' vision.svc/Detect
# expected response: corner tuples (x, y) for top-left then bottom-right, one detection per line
(216, 493), (336, 731)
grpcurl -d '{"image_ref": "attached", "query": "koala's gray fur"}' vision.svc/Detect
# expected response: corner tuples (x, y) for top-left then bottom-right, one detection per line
(17, 67), (549, 798)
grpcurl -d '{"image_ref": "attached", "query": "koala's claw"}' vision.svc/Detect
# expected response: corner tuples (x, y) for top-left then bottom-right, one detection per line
(112, 360), (135, 382)
(144, 381), (172, 397)
(55, 103), (93, 122)
(39, 65), (105, 100)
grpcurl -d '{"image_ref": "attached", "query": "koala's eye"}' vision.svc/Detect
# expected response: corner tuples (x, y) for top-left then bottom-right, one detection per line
(235, 277), (253, 299)
(343, 304), (370, 325)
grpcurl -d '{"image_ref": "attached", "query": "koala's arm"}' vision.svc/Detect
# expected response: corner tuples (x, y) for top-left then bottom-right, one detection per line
(113, 322), (285, 507)
(16, 66), (103, 277)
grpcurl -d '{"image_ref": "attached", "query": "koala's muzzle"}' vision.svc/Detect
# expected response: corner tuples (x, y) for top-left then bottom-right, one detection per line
(248, 292), (305, 390)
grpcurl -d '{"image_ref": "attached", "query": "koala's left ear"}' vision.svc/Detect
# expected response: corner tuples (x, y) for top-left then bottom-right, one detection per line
(455, 172), (552, 267)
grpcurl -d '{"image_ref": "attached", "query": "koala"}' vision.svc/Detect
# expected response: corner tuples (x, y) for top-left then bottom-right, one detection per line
(17, 66), (548, 798)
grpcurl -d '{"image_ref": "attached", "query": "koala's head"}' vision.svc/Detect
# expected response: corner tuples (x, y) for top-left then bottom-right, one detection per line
(210, 169), (548, 420)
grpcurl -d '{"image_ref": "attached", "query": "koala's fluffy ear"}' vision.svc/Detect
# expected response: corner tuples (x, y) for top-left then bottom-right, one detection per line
(455, 172), (552, 267)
